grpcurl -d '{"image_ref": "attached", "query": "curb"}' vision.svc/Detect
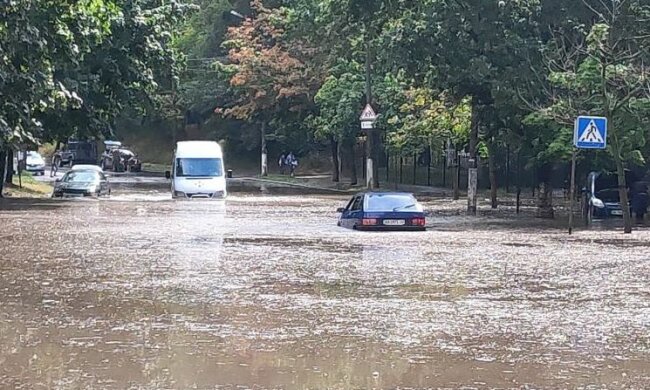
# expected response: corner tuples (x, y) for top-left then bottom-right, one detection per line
(235, 177), (351, 194)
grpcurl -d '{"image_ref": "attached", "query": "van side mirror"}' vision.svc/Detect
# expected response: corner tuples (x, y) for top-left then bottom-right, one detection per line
(165, 171), (171, 179)
(55, 178), (61, 183)
(336, 207), (345, 213)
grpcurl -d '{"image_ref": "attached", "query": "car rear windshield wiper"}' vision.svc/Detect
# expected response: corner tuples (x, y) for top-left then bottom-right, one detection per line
(393, 204), (417, 211)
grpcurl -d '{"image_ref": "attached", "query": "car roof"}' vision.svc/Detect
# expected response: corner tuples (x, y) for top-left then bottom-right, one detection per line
(70, 164), (103, 172)
(176, 141), (223, 158)
(355, 192), (416, 197)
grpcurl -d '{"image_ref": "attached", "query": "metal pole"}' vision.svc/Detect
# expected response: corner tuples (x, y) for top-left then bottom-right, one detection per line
(442, 151), (446, 187)
(386, 149), (389, 182)
(505, 143), (510, 193)
(568, 149), (577, 235)
(365, 40), (375, 190)
(362, 140), (366, 181)
(413, 153), (417, 185)
(427, 147), (431, 186)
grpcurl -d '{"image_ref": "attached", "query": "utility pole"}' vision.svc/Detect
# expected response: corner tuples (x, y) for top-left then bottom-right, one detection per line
(260, 122), (268, 177)
(364, 40), (377, 189)
(467, 97), (480, 215)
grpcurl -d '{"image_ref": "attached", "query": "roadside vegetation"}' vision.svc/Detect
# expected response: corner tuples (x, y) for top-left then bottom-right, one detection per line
(2, 172), (52, 198)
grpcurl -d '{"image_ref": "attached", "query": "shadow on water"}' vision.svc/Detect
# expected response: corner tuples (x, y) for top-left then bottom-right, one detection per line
(111, 180), (345, 196)
(0, 198), (63, 211)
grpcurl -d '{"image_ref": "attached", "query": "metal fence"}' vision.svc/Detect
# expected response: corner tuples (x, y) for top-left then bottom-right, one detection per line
(366, 145), (560, 192)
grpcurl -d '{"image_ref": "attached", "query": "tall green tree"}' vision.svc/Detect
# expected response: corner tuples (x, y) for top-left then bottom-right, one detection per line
(534, 1), (650, 233)
(215, 0), (321, 176)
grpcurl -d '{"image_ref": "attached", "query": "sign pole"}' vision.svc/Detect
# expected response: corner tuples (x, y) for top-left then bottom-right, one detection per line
(568, 148), (577, 235)
(360, 104), (378, 190)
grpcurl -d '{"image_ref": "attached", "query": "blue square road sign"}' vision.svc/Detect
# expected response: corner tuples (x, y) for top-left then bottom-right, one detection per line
(574, 116), (607, 149)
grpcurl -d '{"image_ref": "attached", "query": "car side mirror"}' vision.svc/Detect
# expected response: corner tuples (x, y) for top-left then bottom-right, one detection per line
(165, 171), (171, 179)
(336, 207), (345, 213)
(55, 178), (61, 183)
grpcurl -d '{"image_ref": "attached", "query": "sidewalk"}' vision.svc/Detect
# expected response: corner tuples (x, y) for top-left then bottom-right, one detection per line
(233, 174), (454, 196)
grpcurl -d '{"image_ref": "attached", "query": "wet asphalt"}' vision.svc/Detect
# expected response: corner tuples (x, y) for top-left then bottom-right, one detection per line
(0, 179), (649, 389)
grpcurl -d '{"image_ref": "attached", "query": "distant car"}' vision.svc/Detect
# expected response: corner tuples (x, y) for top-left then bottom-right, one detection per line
(52, 169), (110, 198)
(337, 192), (426, 231)
(25, 151), (46, 176)
(54, 140), (98, 167)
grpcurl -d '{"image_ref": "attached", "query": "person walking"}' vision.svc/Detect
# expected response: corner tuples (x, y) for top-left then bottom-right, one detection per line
(286, 152), (298, 177)
(50, 155), (59, 177)
(278, 153), (286, 175)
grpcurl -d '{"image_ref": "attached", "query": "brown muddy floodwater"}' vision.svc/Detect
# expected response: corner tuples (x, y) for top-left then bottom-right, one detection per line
(0, 188), (649, 389)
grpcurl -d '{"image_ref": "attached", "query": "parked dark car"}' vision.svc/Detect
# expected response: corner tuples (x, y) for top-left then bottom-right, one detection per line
(583, 170), (642, 221)
(52, 169), (110, 198)
(53, 141), (98, 167)
(337, 192), (426, 231)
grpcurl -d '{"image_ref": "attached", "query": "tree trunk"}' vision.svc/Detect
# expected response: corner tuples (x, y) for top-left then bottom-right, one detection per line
(615, 155), (632, 233)
(467, 97), (480, 215)
(5, 149), (14, 184)
(260, 122), (268, 177)
(0, 149), (7, 197)
(330, 136), (340, 182)
(488, 142), (498, 209)
(536, 164), (554, 218)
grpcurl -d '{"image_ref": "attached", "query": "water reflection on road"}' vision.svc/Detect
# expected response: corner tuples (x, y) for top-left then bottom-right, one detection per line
(0, 189), (649, 389)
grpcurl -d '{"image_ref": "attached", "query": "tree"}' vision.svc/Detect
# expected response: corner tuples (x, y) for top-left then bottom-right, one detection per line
(0, 0), (108, 194)
(216, 0), (321, 176)
(365, 0), (541, 213)
(533, 1), (650, 232)
(0, 0), (189, 196)
(311, 61), (365, 183)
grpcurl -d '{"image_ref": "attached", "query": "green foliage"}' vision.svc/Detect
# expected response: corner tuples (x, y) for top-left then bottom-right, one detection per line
(538, 16), (650, 164)
(0, 0), (190, 148)
(311, 60), (364, 142)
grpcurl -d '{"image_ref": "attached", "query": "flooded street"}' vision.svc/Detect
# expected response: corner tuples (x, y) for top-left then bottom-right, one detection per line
(1, 184), (649, 389)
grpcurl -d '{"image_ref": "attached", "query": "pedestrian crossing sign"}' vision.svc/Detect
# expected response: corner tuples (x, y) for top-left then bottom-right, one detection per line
(575, 116), (607, 149)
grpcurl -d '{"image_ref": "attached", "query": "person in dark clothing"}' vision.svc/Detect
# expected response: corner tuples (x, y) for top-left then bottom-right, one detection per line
(630, 182), (648, 223)
(285, 152), (297, 177)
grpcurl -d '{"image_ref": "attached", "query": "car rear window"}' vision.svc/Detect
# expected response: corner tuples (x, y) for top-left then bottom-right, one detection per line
(364, 194), (423, 212)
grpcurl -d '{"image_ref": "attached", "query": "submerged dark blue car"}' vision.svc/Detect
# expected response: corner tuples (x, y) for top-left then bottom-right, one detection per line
(337, 192), (426, 231)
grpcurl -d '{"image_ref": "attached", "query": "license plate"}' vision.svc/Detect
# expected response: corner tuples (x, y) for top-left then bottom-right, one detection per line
(383, 219), (405, 226)
(611, 210), (623, 216)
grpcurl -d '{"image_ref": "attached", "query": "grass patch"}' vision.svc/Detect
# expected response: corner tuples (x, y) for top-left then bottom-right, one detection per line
(3, 172), (52, 198)
(259, 174), (297, 182)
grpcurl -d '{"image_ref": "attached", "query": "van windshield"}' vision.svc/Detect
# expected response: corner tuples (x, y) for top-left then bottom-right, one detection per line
(176, 158), (223, 177)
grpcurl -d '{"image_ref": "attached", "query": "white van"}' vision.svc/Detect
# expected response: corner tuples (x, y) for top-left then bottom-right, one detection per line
(166, 141), (227, 199)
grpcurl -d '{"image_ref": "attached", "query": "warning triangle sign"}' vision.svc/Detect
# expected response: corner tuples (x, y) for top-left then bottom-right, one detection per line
(578, 120), (605, 143)
(360, 104), (377, 121)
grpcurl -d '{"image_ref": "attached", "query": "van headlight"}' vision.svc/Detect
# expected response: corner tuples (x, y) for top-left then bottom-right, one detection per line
(592, 198), (605, 208)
